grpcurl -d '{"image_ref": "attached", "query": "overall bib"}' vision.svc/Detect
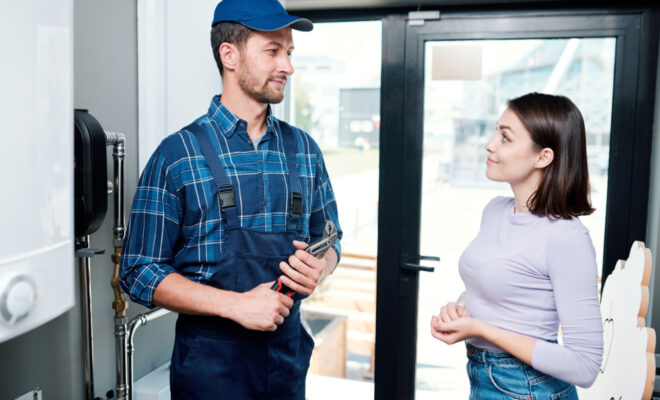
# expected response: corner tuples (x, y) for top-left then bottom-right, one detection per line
(169, 122), (314, 400)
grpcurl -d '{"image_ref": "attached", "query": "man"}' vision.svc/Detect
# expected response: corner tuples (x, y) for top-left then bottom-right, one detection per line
(119, 0), (342, 398)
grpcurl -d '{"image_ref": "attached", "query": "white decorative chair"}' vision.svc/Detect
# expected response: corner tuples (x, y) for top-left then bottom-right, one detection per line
(578, 241), (656, 400)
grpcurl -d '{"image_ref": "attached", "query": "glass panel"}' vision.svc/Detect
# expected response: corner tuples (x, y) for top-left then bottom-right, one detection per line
(417, 38), (616, 397)
(293, 21), (382, 399)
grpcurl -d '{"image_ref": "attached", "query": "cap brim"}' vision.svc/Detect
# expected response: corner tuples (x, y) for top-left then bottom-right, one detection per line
(241, 14), (313, 32)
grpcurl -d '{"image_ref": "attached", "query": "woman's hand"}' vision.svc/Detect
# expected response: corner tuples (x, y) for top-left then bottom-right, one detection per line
(438, 301), (471, 323)
(431, 315), (483, 344)
(431, 301), (481, 345)
(431, 301), (537, 365)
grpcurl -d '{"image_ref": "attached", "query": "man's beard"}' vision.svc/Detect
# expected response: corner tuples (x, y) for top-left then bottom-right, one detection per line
(238, 63), (286, 104)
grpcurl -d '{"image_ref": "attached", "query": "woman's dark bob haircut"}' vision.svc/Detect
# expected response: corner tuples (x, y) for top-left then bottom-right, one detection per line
(507, 92), (595, 219)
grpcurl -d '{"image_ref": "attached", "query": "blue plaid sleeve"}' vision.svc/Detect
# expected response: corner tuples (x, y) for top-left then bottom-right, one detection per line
(119, 148), (182, 308)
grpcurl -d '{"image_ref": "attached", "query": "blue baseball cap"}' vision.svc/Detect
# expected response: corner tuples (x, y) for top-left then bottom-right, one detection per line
(212, 0), (313, 32)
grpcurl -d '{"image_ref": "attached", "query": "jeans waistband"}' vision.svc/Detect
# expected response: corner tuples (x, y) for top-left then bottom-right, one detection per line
(466, 343), (521, 364)
(466, 339), (558, 364)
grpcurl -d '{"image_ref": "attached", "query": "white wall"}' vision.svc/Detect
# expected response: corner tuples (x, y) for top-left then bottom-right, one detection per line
(138, 0), (220, 171)
(138, 0), (292, 172)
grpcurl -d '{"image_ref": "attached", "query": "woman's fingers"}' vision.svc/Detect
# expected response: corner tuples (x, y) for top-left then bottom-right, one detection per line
(430, 316), (448, 341)
(432, 302), (476, 345)
(458, 307), (472, 318)
(439, 306), (448, 323)
(439, 302), (466, 323)
(446, 302), (460, 321)
(440, 305), (454, 323)
(430, 320), (461, 344)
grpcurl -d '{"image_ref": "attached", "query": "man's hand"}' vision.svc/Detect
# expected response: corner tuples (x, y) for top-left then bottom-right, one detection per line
(230, 282), (294, 331)
(277, 240), (326, 296)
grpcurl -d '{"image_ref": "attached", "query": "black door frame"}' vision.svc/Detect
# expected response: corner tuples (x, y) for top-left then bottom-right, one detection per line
(376, 8), (658, 400)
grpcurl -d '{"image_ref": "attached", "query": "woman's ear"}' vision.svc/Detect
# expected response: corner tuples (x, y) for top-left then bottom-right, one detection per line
(535, 148), (554, 169)
(219, 42), (239, 73)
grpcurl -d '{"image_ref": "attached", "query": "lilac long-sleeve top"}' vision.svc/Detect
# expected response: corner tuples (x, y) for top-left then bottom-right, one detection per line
(460, 196), (603, 387)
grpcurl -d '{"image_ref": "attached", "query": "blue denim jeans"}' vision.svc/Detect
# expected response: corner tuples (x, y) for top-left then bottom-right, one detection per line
(466, 343), (578, 400)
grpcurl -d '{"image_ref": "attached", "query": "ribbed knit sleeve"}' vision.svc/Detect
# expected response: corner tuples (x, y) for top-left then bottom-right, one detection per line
(531, 223), (603, 387)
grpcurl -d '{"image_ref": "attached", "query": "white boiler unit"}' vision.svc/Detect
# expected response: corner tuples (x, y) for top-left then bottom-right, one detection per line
(0, 0), (74, 342)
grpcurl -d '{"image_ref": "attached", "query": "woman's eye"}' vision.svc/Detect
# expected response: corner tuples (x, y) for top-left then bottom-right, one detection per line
(501, 134), (510, 142)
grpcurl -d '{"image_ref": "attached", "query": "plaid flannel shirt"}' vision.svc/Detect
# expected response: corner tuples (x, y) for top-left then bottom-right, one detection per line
(119, 95), (342, 307)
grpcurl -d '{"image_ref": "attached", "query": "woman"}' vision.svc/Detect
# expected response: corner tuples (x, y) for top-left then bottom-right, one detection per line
(431, 92), (603, 399)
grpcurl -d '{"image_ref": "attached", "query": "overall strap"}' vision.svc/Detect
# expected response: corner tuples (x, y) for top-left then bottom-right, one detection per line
(185, 123), (240, 230)
(279, 120), (303, 232)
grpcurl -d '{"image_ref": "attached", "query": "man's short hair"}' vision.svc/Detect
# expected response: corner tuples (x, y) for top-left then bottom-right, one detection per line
(210, 22), (253, 76)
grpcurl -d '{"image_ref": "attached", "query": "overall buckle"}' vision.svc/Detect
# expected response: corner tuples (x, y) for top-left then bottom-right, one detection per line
(290, 192), (303, 216)
(217, 184), (236, 209)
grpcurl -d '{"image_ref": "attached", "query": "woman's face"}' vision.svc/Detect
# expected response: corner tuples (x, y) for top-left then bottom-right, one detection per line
(484, 108), (544, 186)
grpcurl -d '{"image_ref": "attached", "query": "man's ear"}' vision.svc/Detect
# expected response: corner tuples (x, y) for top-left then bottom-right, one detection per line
(219, 42), (239, 72)
(535, 147), (554, 169)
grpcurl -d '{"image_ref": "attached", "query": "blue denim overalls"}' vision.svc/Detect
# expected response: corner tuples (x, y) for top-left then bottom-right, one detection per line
(169, 122), (314, 399)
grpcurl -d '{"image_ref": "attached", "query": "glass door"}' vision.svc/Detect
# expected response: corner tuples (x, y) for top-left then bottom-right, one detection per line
(293, 20), (381, 400)
(377, 10), (653, 399)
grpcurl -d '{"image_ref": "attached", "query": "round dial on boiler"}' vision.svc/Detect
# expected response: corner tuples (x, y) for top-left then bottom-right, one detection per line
(0, 275), (37, 325)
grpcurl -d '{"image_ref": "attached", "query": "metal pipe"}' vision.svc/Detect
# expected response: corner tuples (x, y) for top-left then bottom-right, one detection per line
(104, 131), (126, 248)
(105, 131), (172, 399)
(105, 131), (127, 319)
(114, 316), (128, 400)
(105, 131), (132, 400)
(122, 308), (171, 400)
(77, 235), (96, 400)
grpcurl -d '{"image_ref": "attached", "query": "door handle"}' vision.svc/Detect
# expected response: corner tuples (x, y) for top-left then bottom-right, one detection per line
(401, 255), (440, 272)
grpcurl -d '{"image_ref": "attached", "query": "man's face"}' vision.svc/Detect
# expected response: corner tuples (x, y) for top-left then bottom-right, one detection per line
(237, 27), (294, 104)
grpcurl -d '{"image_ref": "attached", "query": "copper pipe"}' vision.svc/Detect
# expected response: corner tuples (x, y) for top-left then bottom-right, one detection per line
(111, 247), (128, 318)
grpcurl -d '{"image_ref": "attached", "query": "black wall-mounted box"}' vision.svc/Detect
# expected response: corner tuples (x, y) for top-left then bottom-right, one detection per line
(74, 109), (107, 238)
